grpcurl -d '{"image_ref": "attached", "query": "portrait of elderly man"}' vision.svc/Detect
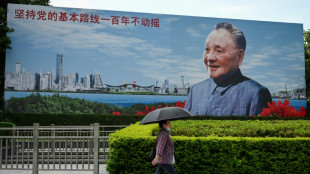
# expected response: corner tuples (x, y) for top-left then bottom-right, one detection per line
(185, 22), (272, 116)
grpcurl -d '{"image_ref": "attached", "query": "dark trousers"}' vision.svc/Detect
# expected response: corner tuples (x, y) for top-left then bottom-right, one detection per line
(156, 164), (177, 174)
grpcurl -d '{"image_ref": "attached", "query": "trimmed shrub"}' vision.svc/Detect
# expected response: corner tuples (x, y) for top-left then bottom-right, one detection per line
(107, 120), (310, 174)
(0, 122), (14, 136)
(0, 112), (144, 126)
(0, 122), (14, 127)
(1, 112), (309, 126)
(170, 120), (310, 138)
(107, 123), (157, 174)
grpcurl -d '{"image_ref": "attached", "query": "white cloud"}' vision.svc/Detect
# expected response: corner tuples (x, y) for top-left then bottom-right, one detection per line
(133, 54), (206, 85)
(162, 17), (180, 23)
(219, 5), (250, 13)
(290, 64), (306, 71)
(199, 23), (212, 30)
(186, 27), (200, 37)
(185, 46), (201, 52)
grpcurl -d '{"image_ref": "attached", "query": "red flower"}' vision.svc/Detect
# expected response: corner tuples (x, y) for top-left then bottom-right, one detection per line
(134, 100), (187, 115)
(175, 100), (186, 108)
(135, 110), (146, 115)
(112, 111), (122, 115)
(260, 99), (306, 117)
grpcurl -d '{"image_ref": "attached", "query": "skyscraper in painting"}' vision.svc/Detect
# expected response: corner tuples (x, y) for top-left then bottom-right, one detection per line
(56, 53), (63, 87)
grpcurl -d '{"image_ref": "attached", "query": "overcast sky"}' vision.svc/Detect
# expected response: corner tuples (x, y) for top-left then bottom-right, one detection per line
(49, 0), (310, 30)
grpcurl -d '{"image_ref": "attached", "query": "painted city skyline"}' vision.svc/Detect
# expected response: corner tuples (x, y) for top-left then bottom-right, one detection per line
(5, 53), (186, 92)
(5, 3), (306, 94)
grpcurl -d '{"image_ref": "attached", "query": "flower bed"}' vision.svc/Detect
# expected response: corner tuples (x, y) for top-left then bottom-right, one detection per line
(260, 99), (306, 117)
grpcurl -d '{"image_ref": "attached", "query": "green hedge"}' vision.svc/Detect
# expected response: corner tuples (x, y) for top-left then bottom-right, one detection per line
(169, 120), (310, 137)
(0, 112), (144, 126)
(0, 122), (13, 127)
(107, 121), (310, 174)
(1, 112), (309, 126)
(0, 122), (14, 136)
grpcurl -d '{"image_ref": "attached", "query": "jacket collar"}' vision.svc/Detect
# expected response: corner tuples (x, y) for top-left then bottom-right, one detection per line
(211, 68), (248, 95)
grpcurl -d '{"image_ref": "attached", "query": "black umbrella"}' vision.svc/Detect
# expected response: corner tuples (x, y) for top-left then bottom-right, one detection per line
(140, 107), (194, 125)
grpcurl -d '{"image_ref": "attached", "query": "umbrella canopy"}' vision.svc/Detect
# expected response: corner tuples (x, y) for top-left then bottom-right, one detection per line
(140, 107), (194, 125)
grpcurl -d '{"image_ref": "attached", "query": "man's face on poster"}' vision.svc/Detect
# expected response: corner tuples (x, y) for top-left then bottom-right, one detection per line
(203, 29), (244, 79)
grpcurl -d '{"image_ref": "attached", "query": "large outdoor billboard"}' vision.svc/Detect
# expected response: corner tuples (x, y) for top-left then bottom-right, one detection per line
(4, 4), (306, 116)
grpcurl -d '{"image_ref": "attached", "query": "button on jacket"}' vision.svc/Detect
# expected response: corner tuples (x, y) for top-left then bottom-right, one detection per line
(185, 68), (272, 116)
(156, 129), (174, 164)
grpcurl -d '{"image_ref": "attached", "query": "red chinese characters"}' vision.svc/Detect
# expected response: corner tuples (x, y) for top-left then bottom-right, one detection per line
(80, 14), (89, 23)
(26, 10), (36, 20)
(59, 12), (68, 21)
(48, 11), (57, 21)
(141, 18), (150, 27)
(111, 16), (120, 25)
(69, 12), (79, 22)
(151, 18), (160, 27)
(131, 17), (140, 26)
(13, 8), (160, 28)
(37, 10), (47, 20)
(14, 9), (24, 19)
(121, 16), (130, 25)
(90, 14), (100, 24)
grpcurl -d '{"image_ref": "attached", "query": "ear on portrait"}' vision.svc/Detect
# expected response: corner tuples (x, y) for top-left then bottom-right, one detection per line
(237, 49), (245, 66)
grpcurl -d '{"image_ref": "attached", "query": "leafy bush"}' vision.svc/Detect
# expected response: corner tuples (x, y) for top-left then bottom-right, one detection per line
(5, 93), (184, 115)
(0, 122), (14, 136)
(107, 123), (158, 174)
(170, 120), (310, 138)
(107, 121), (310, 174)
(0, 112), (143, 126)
(0, 122), (13, 127)
(5, 93), (119, 114)
(1, 111), (309, 126)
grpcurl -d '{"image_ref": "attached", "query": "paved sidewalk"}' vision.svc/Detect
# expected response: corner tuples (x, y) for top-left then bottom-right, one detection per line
(0, 164), (108, 174)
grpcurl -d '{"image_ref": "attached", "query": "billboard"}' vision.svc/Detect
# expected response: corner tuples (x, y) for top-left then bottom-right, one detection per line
(4, 4), (306, 116)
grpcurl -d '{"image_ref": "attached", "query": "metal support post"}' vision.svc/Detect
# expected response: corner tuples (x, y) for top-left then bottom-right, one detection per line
(93, 123), (99, 174)
(32, 123), (39, 174)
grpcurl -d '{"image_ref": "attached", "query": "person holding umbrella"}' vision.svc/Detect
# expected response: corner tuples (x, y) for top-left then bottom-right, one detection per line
(140, 107), (193, 174)
(152, 119), (177, 174)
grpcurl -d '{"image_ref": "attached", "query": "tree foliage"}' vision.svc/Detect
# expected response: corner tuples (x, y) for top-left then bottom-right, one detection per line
(305, 30), (310, 98)
(4, 92), (180, 115)
(5, 93), (120, 114)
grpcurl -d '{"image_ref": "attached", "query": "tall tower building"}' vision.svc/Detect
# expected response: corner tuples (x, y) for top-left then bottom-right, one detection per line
(164, 79), (169, 88)
(15, 62), (21, 77)
(44, 72), (52, 89)
(35, 73), (41, 90)
(90, 74), (95, 88)
(56, 53), (63, 85)
(94, 73), (103, 89)
(73, 73), (79, 85)
(181, 76), (185, 88)
(86, 75), (91, 89)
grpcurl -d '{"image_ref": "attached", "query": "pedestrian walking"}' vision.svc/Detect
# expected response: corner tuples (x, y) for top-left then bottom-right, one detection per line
(152, 120), (177, 174)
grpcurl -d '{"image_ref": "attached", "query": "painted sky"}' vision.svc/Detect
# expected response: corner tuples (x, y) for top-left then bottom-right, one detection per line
(5, 4), (305, 93)
(49, 0), (310, 30)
